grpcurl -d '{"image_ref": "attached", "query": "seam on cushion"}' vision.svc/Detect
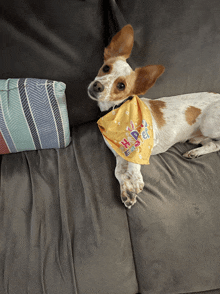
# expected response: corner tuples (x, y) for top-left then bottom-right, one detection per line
(56, 146), (80, 294)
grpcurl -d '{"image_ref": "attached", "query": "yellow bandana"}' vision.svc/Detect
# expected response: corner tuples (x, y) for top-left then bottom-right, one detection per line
(97, 95), (154, 165)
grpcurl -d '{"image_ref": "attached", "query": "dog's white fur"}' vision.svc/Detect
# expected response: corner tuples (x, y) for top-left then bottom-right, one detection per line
(88, 24), (220, 208)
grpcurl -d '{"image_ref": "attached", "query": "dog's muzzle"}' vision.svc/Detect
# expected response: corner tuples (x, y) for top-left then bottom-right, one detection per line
(88, 81), (104, 100)
(92, 81), (104, 93)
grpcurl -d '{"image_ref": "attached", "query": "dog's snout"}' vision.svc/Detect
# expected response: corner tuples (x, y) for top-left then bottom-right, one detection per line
(93, 81), (104, 93)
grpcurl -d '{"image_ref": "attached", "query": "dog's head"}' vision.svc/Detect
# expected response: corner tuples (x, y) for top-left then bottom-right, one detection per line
(88, 24), (165, 110)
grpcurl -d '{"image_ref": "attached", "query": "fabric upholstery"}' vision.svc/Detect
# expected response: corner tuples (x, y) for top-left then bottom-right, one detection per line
(117, 0), (220, 98)
(0, 126), (138, 294)
(1, 0), (220, 293)
(0, 0), (104, 125)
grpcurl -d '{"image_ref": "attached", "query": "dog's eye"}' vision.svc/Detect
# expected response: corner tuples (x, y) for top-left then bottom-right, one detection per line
(117, 82), (125, 91)
(103, 65), (110, 73)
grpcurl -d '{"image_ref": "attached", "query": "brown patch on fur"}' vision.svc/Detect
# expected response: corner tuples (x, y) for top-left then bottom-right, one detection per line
(97, 57), (127, 77)
(185, 106), (201, 125)
(188, 129), (207, 144)
(192, 129), (203, 137)
(108, 65), (165, 101)
(97, 64), (112, 77)
(149, 100), (166, 128)
(97, 58), (117, 77)
(109, 72), (136, 101)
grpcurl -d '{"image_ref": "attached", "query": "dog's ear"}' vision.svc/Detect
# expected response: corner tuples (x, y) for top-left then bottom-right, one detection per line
(104, 24), (134, 61)
(132, 65), (165, 96)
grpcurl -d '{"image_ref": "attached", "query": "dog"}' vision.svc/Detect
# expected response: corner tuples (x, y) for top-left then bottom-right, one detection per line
(88, 24), (220, 208)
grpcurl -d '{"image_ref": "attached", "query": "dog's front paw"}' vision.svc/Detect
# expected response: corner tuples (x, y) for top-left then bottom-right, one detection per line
(120, 173), (144, 209)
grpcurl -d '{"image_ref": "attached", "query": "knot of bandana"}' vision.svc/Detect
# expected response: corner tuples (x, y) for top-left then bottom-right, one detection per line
(97, 95), (154, 165)
(99, 96), (133, 118)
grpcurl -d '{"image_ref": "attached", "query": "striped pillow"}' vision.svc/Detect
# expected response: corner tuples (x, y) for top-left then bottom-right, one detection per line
(0, 78), (71, 154)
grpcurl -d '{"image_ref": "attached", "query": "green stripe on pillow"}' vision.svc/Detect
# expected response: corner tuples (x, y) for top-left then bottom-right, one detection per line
(0, 79), (36, 152)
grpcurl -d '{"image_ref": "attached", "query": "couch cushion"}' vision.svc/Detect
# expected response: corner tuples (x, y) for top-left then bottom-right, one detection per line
(0, 125), (138, 294)
(116, 0), (220, 99)
(73, 123), (220, 293)
(0, 0), (105, 125)
(128, 142), (220, 293)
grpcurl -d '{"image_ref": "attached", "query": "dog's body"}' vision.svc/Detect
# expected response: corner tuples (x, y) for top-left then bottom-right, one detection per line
(88, 24), (220, 208)
(144, 93), (220, 156)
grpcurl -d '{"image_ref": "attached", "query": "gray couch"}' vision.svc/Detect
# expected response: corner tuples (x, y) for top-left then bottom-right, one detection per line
(1, 0), (220, 293)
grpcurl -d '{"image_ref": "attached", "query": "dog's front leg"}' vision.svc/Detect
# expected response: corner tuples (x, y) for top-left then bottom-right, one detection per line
(115, 154), (144, 208)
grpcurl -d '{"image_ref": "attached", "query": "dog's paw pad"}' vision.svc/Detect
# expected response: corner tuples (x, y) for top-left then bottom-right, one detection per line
(121, 190), (137, 209)
(120, 178), (144, 208)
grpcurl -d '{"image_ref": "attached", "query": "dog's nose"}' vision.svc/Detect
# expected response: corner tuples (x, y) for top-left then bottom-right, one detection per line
(93, 81), (104, 92)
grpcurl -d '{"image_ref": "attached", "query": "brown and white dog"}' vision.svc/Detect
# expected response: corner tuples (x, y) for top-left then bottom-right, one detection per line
(88, 24), (220, 208)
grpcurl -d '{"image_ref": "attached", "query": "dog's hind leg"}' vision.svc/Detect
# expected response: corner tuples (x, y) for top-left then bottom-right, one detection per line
(183, 139), (220, 158)
(184, 101), (220, 158)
